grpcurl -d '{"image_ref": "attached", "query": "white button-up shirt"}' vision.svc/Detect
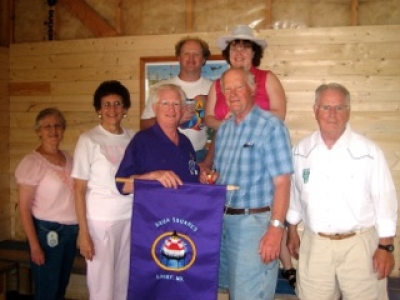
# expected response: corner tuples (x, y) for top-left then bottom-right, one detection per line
(287, 125), (398, 237)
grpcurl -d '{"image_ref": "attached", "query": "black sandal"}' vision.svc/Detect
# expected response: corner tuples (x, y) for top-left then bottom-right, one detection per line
(281, 268), (296, 288)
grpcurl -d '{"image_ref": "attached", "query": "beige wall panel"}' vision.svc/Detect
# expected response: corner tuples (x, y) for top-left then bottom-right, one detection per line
(360, 0), (400, 26)
(261, 25), (400, 46)
(10, 51), (140, 70)
(273, 0), (312, 28)
(10, 65), (136, 82)
(194, 0), (266, 32)
(309, 1), (351, 27)
(55, 4), (93, 41)
(14, 0), (46, 43)
(266, 59), (400, 77)
(123, 0), (141, 35)
(279, 74), (400, 92)
(127, 0), (186, 35)
(286, 90), (400, 112)
(263, 42), (400, 61)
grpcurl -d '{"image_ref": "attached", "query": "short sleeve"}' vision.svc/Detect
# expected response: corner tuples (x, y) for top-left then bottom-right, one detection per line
(71, 133), (93, 180)
(15, 153), (45, 186)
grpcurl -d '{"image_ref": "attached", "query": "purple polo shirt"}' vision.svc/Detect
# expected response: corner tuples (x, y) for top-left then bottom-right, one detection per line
(116, 123), (199, 194)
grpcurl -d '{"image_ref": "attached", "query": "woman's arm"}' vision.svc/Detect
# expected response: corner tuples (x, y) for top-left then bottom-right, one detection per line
(266, 71), (286, 121)
(74, 178), (95, 261)
(18, 184), (45, 265)
(204, 82), (224, 130)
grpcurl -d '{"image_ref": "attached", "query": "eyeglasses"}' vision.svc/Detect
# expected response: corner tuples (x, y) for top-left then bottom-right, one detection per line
(157, 100), (182, 108)
(224, 84), (245, 95)
(316, 104), (350, 112)
(41, 124), (64, 131)
(101, 101), (123, 108)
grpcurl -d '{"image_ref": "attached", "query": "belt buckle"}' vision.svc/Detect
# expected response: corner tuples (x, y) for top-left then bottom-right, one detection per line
(318, 232), (356, 240)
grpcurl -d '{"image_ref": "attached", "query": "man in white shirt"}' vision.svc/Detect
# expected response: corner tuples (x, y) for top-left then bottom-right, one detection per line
(141, 37), (212, 162)
(286, 83), (398, 300)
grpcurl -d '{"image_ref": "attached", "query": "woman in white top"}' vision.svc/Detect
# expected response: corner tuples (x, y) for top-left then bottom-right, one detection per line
(72, 80), (135, 300)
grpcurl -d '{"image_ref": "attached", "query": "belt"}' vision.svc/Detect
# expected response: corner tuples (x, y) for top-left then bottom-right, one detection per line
(318, 232), (356, 240)
(224, 206), (270, 215)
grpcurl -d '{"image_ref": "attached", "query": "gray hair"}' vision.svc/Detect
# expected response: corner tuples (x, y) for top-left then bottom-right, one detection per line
(315, 83), (351, 105)
(220, 68), (256, 93)
(149, 83), (187, 106)
(34, 107), (66, 131)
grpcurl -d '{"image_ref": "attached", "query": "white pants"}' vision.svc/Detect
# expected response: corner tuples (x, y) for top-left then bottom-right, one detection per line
(86, 219), (131, 300)
(297, 228), (388, 300)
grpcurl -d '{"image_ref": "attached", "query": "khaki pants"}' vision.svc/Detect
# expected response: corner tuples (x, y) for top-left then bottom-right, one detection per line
(296, 228), (388, 300)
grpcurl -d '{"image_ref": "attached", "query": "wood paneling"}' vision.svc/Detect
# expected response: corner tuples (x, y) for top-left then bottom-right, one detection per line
(0, 47), (10, 241)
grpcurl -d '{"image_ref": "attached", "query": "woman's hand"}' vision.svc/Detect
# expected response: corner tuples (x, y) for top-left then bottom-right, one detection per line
(79, 232), (95, 261)
(30, 244), (45, 265)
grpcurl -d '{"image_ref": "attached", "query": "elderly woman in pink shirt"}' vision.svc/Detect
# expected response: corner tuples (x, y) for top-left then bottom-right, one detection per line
(15, 108), (78, 300)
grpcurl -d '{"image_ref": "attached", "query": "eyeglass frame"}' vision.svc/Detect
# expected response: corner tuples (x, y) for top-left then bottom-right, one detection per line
(156, 99), (183, 108)
(315, 104), (350, 112)
(101, 101), (124, 108)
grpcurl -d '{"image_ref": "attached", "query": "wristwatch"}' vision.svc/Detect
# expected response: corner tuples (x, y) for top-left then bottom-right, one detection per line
(378, 244), (394, 252)
(269, 219), (285, 229)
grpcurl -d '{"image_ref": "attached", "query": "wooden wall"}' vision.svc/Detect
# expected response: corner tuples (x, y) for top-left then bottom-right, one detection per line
(7, 25), (400, 297)
(0, 47), (10, 240)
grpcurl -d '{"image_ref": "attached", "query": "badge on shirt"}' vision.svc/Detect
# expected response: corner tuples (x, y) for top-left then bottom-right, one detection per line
(302, 168), (310, 184)
(188, 153), (198, 176)
(47, 231), (59, 247)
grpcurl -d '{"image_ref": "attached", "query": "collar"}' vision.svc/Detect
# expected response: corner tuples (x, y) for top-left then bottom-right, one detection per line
(315, 124), (351, 149)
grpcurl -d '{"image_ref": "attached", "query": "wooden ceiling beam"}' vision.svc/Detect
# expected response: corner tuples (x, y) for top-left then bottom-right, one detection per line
(350, 0), (359, 26)
(115, 0), (123, 34)
(58, 0), (119, 37)
(265, 0), (272, 29)
(186, 0), (194, 33)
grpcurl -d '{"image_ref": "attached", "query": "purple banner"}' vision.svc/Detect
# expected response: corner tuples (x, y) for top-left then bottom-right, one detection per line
(127, 180), (226, 300)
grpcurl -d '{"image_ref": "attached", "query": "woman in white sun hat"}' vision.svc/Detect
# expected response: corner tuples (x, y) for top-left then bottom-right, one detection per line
(204, 24), (286, 131)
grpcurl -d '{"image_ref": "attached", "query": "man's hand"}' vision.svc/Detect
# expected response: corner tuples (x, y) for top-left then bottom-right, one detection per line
(286, 224), (300, 260)
(373, 248), (394, 279)
(259, 226), (283, 264)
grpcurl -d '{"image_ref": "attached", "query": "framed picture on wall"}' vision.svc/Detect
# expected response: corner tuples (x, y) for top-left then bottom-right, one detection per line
(139, 55), (228, 117)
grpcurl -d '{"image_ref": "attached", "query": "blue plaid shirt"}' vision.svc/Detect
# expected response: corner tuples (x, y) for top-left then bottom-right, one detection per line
(215, 106), (293, 208)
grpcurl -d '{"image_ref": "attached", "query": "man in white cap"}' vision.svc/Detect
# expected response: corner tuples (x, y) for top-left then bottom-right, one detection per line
(141, 36), (212, 162)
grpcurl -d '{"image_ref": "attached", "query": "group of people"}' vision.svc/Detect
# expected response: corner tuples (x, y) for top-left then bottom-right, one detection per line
(15, 24), (397, 300)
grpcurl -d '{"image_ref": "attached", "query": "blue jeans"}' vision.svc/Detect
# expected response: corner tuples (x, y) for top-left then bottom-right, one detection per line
(219, 212), (279, 300)
(31, 218), (78, 300)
